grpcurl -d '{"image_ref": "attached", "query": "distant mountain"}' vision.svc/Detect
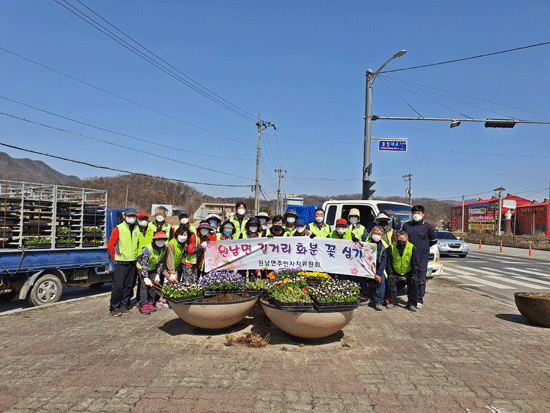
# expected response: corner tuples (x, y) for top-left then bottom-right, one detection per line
(0, 152), (82, 185)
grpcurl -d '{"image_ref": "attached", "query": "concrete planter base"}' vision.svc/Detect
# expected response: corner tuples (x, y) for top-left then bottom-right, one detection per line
(515, 292), (550, 327)
(169, 296), (259, 330)
(260, 300), (355, 339)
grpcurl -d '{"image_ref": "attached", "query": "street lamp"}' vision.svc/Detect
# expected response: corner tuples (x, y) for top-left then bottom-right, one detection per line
(363, 50), (406, 200)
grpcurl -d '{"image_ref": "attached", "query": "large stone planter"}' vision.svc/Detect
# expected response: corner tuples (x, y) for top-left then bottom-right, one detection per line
(260, 300), (355, 339)
(169, 296), (259, 330)
(515, 292), (550, 327)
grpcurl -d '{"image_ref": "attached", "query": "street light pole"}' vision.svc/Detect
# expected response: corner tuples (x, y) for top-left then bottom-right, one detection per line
(363, 50), (406, 200)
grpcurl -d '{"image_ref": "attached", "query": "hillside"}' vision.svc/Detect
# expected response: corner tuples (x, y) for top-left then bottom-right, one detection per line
(0, 152), (81, 185)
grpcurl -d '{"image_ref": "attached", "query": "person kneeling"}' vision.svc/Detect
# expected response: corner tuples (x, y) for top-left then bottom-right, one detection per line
(137, 232), (168, 315)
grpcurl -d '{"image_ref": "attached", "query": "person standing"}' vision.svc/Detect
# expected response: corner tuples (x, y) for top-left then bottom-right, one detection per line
(242, 218), (262, 239)
(163, 226), (196, 284)
(195, 221), (217, 275)
(284, 209), (299, 233)
(134, 211), (153, 306)
(229, 202), (249, 239)
(285, 219), (310, 237)
(136, 232), (168, 315)
(374, 212), (396, 246)
(308, 208), (331, 238)
(178, 210), (196, 234)
(329, 218), (353, 240)
(386, 230), (421, 311)
(348, 208), (366, 242)
(217, 220), (236, 240)
(149, 206), (173, 239)
(206, 214), (222, 236)
(402, 205), (437, 309)
(364, 227), (389, 311)
(107, 208), (140, 316)
(255, 212), (270, 237)
(265, 215), (286, 237)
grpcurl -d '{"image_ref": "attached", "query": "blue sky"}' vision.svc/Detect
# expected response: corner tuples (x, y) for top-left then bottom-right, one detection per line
(1, 0), (549, 203)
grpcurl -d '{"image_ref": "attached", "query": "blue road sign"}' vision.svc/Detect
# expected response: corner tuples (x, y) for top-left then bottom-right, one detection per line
(378, 140), (407, 152)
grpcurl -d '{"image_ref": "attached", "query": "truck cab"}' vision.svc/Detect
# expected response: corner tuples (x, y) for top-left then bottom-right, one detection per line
(321, 199), (443, 277)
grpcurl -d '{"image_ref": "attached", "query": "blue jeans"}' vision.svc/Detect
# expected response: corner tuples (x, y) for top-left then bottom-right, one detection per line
(367, 277), (386, 304)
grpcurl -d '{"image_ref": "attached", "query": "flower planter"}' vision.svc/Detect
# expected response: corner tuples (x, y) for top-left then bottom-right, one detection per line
(164, 293), (203, 304)
(514, 292), (550, 327)
(311, 298), (359, 313)
(270, 297), (314, 312)
(204, 289), (245, 297)
(168, 295), (259, 330)
(260, 299), (356, 339)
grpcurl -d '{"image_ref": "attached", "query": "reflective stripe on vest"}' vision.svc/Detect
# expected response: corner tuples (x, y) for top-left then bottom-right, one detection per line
(137, 244), (167, 270)
(115, 222), (140, 261)
(308, 222), (331, 238)
(391, 242), (413, 275)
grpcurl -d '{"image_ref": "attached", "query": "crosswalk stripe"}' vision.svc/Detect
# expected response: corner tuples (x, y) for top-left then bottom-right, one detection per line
(508, 275), (550, 287)
(504, 267), (550, 278)
(451, 274), (515, 289)
(472, 267), (549, 289)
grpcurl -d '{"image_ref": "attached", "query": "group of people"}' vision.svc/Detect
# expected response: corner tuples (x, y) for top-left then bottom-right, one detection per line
(107, 201), (436, 316)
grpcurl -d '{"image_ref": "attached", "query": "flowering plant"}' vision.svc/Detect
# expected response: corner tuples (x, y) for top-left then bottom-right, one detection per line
(266, 276), (306, 293)
(162, 282), (204, 298)
(271, 285), (312, 303)
(297, 271), (331, 280)
(83, 226), (102, 233)
(246, 279), (270, 290)
(199, 271), (245, 291)
(308, 279), (360, 303)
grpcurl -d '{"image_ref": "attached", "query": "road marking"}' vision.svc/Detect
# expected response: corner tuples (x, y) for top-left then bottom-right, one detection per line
(508, 275), (550, 287)
(458, 284), (485, 288)
(504, 267), (550, 278)
(471, 267), (550, 289)
(451, 274), (515, 289)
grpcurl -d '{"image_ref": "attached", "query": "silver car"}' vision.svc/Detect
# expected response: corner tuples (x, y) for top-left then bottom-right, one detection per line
(436, 230), (469, 257)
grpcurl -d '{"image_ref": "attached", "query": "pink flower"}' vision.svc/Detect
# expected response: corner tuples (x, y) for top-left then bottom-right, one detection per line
(350, 268), (358, 275)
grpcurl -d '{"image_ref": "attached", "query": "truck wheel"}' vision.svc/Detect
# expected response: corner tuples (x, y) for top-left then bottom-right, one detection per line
(29, 274), (63, 306)
(0, 290), (17, 303)
(89, 282), (105, 289)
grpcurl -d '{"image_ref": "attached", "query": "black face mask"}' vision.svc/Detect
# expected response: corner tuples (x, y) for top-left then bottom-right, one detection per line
(272, 225), (283, 233)
(379, 220), (389, 227)
(396, 240), (407, 249)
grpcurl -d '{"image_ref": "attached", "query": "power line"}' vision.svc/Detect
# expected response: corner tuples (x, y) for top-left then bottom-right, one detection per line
(0, 142), (250, 188)
(379, 75), (550, 118)
(0, 95), (253, 161)
(0, 47), (255, 149)
(381, 41), (550, 73)
(0, 111), (254, 181)
(53, 0), (258, 123)
(379, 78), (422, 117)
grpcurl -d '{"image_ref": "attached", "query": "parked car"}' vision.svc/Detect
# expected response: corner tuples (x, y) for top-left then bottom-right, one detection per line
(436, 230), (469, 257)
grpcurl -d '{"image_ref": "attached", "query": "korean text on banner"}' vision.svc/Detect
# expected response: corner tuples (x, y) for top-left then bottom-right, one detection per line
(204, 238), (377, 278)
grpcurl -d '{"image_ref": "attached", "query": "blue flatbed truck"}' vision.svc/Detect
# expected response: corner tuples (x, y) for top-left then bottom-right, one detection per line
(0, 181), (123, 306)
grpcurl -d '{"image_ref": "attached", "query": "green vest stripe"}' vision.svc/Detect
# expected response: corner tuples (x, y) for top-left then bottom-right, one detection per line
(115, 222), (140, 261)
(391, 242), (413, 275)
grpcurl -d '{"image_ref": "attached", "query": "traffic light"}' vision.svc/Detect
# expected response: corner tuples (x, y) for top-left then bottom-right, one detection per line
(362, 180), (376, 200)
(485, 120), (516, 128)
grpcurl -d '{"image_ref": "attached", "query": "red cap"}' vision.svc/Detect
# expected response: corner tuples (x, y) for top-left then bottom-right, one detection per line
(336, 218), (348, 226)
(153, 232), (168, 240)
(137, 211), (149, 219)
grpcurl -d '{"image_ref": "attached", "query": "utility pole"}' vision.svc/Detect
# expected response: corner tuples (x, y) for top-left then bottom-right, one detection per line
(125, 186), (129, 209)
(494, 187), (505, 236)
(403, 172), (413, 206)
(275, 168), (286, 215)
(254, 118), (276, 215)
(548, 176), (550, 243)
(461, 195), (465, 233)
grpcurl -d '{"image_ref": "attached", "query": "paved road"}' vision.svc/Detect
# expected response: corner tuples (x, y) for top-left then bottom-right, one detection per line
(438, 250), (550, 303)
(0, 283), (113, 314)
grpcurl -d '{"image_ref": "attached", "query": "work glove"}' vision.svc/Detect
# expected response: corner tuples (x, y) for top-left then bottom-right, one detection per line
(154, 275), (160, 285)
(352, 235), (359, 243)
(309, 233), (316, 239)
(144, 277), (153, 287)
(201, 241), (208, 249)
(168, 273), (178, 283)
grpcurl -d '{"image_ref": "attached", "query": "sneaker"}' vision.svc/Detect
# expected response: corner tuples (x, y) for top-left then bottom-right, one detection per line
(156, 301), (169, 309)
(384, 299), (390, 306)
(375, 303), (383, 311)
(386, 303), (397, 309)
(139, 305), (151, 315)
(406, 304), (417, 312)
(120, 307), (132, 315)
(146, 303), (157, 312)
(110, 308), (122, 317)
(417, 303), (423, 309)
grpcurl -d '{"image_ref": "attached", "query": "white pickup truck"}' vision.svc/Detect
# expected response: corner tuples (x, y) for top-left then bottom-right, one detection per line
(321, 199), (443, 278)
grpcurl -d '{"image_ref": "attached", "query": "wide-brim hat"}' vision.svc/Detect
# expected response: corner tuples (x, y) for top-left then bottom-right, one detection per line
(255, 212), (271, 222)
(376, 212), (390, 220)
(206, 214), (221, 223)
(349, 208), (360, 217)
(284, 209), (298, 218)
(197, 221), (213, 230)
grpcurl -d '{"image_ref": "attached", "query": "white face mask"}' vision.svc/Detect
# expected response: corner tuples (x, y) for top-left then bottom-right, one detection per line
(296, 226), (306, 233)
(155, 240), (166, 248)
(413, 214), (422, 222)
(200, 229), (209, 236)
(237, 208), (246, 215)
(125, 216), (136, 225)
(177, 235), (187, 243)
(349, 217), (359, 225)
(208, 220), (218, 228)
(336, 227), (346, 235)
(371, 234), (382, 242)
(315, 216), (323, 223)
(180, 217), (189, 225)
(287, 217), (295, 224)
(138, 220), (148, 227)
(156, 215), (165, 223)
(249, 226), (258, 233)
